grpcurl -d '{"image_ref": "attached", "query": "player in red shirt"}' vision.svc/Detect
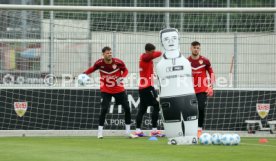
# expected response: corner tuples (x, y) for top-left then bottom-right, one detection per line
(133, 43), (164, 137)
(83, 46), (131, 139)
(188, 41), (215, 138)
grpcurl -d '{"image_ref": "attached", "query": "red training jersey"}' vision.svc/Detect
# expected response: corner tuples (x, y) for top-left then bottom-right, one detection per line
(139, 51), (162, 89)
(84, 58), (128, 94)
(188, 55), (215, 94)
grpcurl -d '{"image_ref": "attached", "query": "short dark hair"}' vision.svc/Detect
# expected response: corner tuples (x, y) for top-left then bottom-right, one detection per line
(145, 43), (156, 51)
(191, 41), (200, 46)
(102, 46), (111, 53)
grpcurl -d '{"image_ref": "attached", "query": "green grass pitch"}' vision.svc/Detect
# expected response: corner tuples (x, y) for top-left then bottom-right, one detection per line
(0, 136), (276, 161)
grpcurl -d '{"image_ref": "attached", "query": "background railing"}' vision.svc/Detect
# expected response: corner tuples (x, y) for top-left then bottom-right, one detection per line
(0, 0), (276, 89)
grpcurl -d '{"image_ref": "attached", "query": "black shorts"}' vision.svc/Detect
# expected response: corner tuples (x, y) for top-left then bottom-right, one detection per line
(101, 91), (128, 106)
(139, 86), (158, 106)
(160, 94), (198, 121)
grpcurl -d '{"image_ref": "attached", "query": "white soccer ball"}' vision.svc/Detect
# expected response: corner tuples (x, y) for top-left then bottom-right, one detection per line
(199, 133), (212, 145)
(232, 134), (241, 145)
(78, 74), (90, 86)
(211, 133), (222, 145)
(221, 134), (234, 146)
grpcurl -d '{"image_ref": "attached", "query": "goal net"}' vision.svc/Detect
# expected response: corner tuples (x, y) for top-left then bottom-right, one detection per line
(0, 1), (276, 136)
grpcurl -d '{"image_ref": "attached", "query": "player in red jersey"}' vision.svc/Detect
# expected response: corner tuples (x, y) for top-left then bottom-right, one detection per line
(83, 46), (131, 139)
(187, 41), (215, 138)
(133, 43), (164, 137)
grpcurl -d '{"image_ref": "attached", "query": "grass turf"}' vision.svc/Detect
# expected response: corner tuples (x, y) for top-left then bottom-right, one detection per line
(0, 136), (276, 161)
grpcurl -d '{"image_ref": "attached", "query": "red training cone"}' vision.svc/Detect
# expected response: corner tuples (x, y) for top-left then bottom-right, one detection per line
(259, 138), (268, 144)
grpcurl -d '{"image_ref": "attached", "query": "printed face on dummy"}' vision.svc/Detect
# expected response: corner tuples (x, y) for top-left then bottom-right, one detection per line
(161, 31), (179, 51)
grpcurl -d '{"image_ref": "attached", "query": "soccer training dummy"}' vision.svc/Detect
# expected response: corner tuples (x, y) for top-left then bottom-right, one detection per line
(156, 28), (198, 145)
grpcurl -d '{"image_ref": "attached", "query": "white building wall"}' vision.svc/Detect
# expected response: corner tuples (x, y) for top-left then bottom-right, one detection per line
(41, 20), (276, 88)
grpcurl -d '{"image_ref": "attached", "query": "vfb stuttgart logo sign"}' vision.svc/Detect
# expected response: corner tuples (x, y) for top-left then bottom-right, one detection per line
(14, 102), (28, 117)
(256, 103), (270, 119)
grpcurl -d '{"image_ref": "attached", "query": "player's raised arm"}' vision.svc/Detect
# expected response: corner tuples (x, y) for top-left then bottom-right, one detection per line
(83, 61), (99, 75)
(78, 61), (99, 86)
(141, 51), (162, 62)
(78, 60), (100, 86)
(141, 43), (161, 62)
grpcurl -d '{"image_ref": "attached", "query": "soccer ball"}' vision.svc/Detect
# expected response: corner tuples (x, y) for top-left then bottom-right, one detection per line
(221, 134), (234, 146)
(78, 74), (90, 86)
(199, 133), (212, 145)
(232, 134), (241, 145)
(211, 133), (222, 145)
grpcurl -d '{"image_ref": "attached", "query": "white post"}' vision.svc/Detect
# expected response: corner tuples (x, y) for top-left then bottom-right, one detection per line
(134, 0), (137, 32)
(233, 32), (238, 88)
(180, 0), (184, 32)
(227, 0), (230, 32)
(49, 0), (54, 74)
(113, 31), (116, 57)
(40, 0), (44, 40)
(21, 0), (27, 54)
(87, 0), (92, 67)
(165, 0), (170, 28)
(274, 0), (276, 32)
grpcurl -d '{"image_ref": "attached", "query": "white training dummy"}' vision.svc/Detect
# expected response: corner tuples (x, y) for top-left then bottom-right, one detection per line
(156, 28), (198, 145)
